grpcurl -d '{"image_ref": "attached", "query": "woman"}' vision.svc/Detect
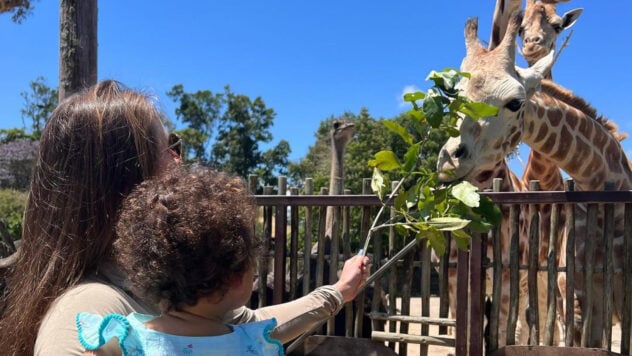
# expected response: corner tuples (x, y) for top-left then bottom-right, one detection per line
(0, 80), (368, 355)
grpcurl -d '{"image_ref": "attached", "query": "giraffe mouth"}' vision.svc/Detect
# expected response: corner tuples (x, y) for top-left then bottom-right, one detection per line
(522, 44), (549, 64)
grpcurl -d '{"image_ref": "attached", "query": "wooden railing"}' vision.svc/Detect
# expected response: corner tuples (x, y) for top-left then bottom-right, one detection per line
(252, 176), (632, 356)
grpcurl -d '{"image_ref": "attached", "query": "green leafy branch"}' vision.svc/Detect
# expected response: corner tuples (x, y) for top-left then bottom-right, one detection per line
(366, 69), (501, 255)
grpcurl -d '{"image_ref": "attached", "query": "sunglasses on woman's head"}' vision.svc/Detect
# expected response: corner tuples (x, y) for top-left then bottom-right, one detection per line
(168, 133), (182, 158)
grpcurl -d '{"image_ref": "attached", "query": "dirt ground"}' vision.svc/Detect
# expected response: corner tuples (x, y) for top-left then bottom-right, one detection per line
(389, 298), (622, 356)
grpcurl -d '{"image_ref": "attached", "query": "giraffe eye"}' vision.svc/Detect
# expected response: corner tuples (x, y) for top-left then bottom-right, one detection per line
(505, 99), (524, 112)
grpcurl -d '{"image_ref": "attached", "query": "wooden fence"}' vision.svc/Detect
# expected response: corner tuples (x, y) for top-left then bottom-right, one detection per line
(251, 176), (632, 355)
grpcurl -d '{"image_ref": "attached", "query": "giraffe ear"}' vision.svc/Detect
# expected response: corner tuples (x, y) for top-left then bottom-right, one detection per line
(516, 50), (554, 96)
(561, 8), (583, 30)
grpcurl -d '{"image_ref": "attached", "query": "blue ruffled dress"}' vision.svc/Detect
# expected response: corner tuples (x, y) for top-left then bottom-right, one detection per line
(76, 312), (283, 356)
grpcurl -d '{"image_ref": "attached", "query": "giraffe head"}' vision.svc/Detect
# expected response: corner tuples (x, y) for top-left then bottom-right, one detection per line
(521, 0), (582, 67)
(437, 12), (554, 184)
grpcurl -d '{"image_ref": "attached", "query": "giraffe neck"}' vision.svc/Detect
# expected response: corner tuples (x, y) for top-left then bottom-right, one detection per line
(522, 150), (564, 191)
(522, 84), (632, 191)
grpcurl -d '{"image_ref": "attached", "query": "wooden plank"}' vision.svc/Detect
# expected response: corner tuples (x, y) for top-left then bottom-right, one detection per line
(420, 240), (431, 356)
(387, 181), (399, 350)
(289, 187), (299, 301)
(527, 181), (541, 345)
(438, 233), (451, 335)
(469, 233), (484, 356)
(488, 178), (503, 352)
(371, 331), (456, 347)
(343, 188), (353, 337)
(368, 313), (456, 326)
(544, 201), (559, 345)
(621, 203), (632, 355)
(399, 240), (415, 356)
(456, 248), (469, 355)
(303, 179), (314, 296)
(316, 187), (328, 288)
(259, 185), (274, 308)
(602, 182), (615, 350)
(272, 177), (287, 305)
(253, 190), (632, 206)
(564, 179), (576, 346)
(354, 179), (372, 338)
(581, 203), (598, 347)
(507, 204), (520, 346)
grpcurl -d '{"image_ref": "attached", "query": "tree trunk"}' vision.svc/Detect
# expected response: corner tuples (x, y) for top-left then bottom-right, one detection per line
(59, 0), (97, 101)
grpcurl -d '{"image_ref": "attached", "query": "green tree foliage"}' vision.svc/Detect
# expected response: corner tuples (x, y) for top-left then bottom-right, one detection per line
(211, 87), (281, 178)
(167, 85), (290, 183)
(0, 128), (32, 144)
(20, 76), (58, 139)
(166, 84), (221, 161)
(0, 189), (27, 245)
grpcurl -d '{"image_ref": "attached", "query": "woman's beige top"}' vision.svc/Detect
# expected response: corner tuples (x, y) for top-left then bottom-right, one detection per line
(34, 263), (344, 355)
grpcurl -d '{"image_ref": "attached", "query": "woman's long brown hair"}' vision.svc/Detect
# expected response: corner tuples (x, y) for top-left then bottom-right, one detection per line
(0, 80), (165, 355)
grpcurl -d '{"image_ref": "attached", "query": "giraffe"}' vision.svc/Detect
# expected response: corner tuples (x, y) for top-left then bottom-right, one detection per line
(493, 0), (582, 344)
(434, 11), (553, 346)
(437, 10), (632, 348)
(520, 0), (583, 80)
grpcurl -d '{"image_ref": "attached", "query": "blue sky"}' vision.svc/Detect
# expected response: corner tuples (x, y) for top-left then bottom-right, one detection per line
(1, 1), (630, 178)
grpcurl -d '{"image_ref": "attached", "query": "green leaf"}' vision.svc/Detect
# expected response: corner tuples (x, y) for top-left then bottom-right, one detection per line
(394, 187), (407, 211)
(403, 91), (426, 102)
(451, 229), (471, 251)
(461, 102), (499, 119)
(426, 217), (471, 231)
(407, 108), (425, 121)
(421, 229), (447, 256)
(383, 120), (413, 145)
(476, 196), (503, 226)
(423, 96), (446, 128)
(368, 150), (401, 171)
(451, 181), (480, 207)
(402, 143), (420, 172)
(371, 167), (386, 200)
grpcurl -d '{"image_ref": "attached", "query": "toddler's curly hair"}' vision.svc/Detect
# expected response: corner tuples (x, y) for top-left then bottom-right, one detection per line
(114, 165), (258, 312)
